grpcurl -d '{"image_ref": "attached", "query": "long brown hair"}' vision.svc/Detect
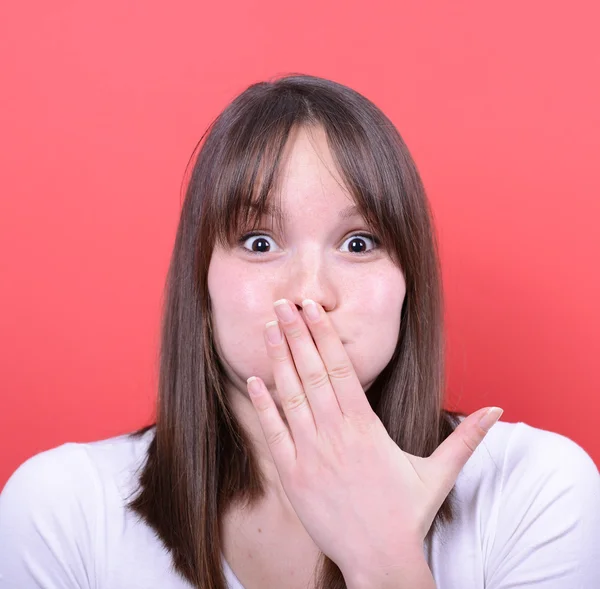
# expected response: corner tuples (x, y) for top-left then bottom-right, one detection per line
(128, 73), (464, 589)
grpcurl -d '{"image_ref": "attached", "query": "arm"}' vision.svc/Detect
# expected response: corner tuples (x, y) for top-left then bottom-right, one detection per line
(484, 424), (600, 588)
(346, 424), (600, 589)
(0, 445), (95, 588)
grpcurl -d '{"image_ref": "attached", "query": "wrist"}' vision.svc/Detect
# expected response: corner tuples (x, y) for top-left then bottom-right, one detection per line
(343, 550), (435, 589)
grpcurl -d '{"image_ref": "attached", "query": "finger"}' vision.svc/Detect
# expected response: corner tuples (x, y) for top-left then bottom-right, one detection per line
(428, 407), (504, 501)
(264, 318), (318, 446)
(246, 375), (296, 472)
(299, 299), (373, 422)
(272, 300), (344, 429)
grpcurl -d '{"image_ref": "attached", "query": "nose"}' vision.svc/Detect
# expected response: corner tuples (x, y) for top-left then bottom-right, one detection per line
(281, 249), (337, 316)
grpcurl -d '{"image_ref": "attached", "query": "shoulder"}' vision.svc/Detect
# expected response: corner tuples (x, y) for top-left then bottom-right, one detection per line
(1, 428), (153, 511)
(455, 417), (600, 585)
(456, 415), (598, 492)
(1, 441), (102, 529)
(0, 428), (155, 588)
(475, 418), (598, 498)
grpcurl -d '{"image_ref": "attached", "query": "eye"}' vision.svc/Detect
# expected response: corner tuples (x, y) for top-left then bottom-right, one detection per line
(239, 233), (280, 255)
(340, 233), (380, 255)
(239, 232), (380, 255)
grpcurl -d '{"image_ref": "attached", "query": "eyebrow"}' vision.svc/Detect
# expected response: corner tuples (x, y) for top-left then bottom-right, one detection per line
(247, 202), (362, 222)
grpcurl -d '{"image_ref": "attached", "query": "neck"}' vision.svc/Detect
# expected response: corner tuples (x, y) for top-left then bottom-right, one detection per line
(225, 381), (297, 513)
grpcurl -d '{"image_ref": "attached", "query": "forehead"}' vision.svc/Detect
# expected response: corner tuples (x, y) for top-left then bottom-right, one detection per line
(248, 126), (365, 222)
(214, 123), (386, 251)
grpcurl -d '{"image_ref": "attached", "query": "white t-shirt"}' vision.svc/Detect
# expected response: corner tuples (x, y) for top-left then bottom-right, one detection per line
(0, 419), (598, 588)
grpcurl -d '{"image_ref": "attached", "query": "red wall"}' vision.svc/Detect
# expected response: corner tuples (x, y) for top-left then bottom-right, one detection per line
(1, 0), (599, 488)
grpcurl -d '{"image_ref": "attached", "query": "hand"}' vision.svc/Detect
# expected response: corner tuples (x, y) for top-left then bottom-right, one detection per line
(246, 298), (502, 581)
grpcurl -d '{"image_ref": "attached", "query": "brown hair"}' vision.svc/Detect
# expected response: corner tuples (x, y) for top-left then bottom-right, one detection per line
(128, 73), (464, 589)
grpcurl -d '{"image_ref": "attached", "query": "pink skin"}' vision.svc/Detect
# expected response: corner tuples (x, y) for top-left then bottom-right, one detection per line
(208, 125), (502, 584)
(207, 124), (406, 499)
(240, 294), (502, 587)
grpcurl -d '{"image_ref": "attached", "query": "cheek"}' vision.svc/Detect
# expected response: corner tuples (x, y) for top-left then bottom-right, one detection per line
(346, 273), (405, 379)
(368, 271), (405, 312)
(208, 271), (275, 381)
(208, 256), (268, 339)
(208, 255), (405, 392)
(352, 267), (405, 327)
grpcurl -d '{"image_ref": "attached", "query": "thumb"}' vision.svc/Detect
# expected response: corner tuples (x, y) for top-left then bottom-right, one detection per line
(428, 407), (504, 500)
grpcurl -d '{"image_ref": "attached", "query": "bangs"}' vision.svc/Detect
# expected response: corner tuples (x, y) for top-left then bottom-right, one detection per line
(211, 117), (297, 249)
(201, 81), (410, 265)
(205, 88), (302, 250)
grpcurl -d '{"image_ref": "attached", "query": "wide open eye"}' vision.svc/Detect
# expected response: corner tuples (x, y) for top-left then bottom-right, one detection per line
(239, 231), (379, 255)
(340, 233), (380, 255)
(239, 232), (279, 255)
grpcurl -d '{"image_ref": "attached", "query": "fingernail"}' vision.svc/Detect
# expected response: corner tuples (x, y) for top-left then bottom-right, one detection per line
(247, 376), (261, 396)
(265, 320), (283, 345)
(273, 299), (295, 323)
(302, 299), (320, 322)
(478, 407), (504, 431)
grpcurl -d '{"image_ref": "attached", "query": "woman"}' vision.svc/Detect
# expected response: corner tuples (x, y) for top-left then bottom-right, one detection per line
(0, 74), (598, 589)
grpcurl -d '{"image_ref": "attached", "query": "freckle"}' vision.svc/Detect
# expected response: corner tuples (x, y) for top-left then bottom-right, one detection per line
(257, 528), (262, 533)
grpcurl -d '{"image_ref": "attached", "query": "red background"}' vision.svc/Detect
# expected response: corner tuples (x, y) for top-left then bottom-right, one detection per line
(1, 0), (599, 488)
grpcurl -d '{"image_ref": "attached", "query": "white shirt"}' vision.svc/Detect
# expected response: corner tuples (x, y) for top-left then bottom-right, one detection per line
(0, 419), (598, 588)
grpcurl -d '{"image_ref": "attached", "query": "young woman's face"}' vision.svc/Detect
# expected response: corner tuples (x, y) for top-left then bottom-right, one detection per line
(207, 125), (406, 409)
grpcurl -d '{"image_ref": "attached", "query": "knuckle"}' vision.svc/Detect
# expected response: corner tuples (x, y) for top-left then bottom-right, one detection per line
(271, 353), (289, 364)
(351, 412), (378, 432)
(284, 391), (310, 412)
(475, 422), (490, 437)
(267, 428), (289, 447)
(327, 362), (354, 381)
(305, 370), (330, 390)
(460, 433), (479, 455)
(285, 325), (303, 340)
(254, 399), (272, 413)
